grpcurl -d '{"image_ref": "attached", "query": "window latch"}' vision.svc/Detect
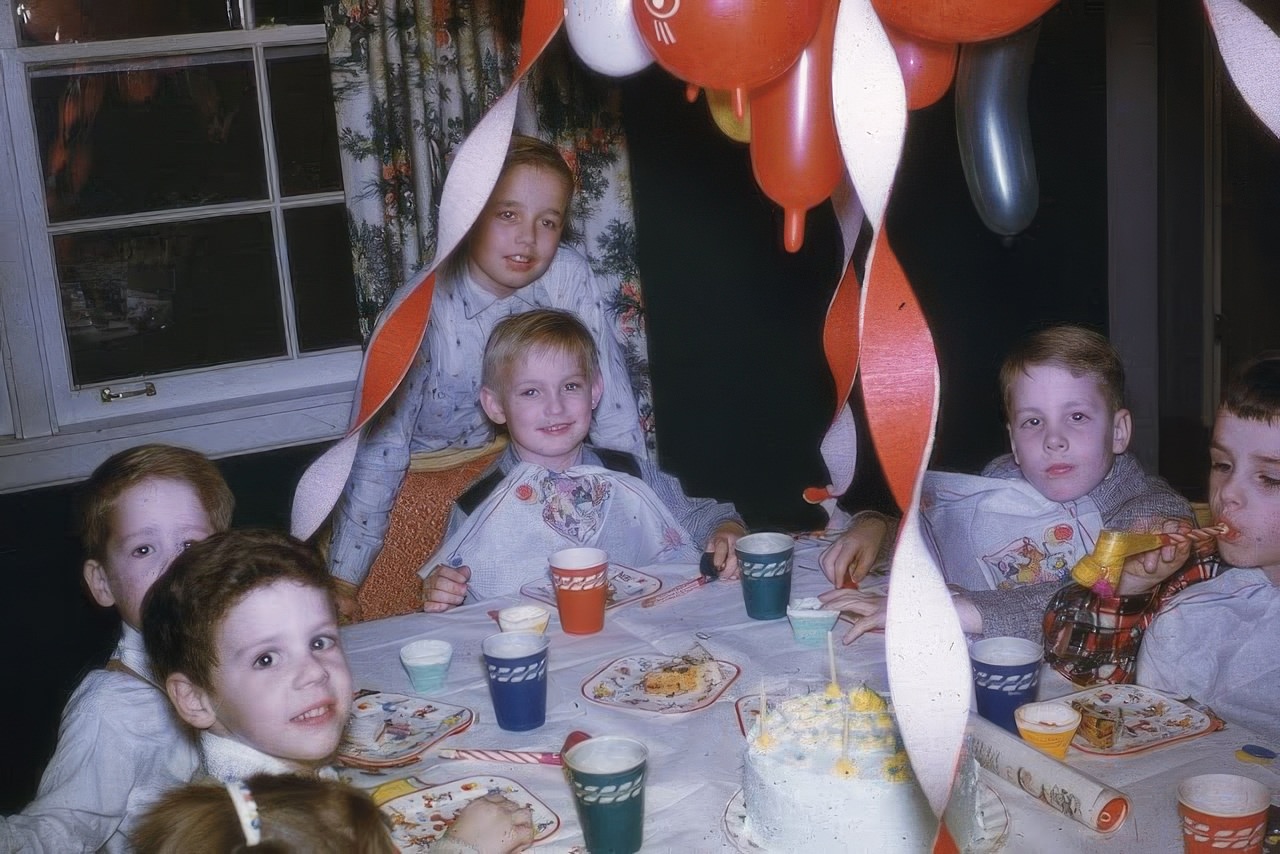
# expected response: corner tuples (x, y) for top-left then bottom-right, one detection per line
(100, 381), (157, 402)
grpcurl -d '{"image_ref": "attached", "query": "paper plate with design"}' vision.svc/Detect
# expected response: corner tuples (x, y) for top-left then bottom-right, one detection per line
(338, 691), (474, 769)
(380, 775), (558, 851)
(1064, 684), (1215, 756)
(582, 652), (739, 714)
(520, 564), (661, 610)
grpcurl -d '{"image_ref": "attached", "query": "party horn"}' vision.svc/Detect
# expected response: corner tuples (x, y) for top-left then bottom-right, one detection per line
(1070, 524), (1229, 596)
(438, 730), (591, 766)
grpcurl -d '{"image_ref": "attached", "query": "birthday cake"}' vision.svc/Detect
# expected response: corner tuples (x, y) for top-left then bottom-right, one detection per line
(742, 686), (937, 851)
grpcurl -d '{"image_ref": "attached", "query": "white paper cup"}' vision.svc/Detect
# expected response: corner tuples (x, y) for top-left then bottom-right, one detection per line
(498, 604), (550, 634)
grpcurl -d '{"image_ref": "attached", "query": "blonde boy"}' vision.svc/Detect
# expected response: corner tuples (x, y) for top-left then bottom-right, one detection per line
(820, 325), (1193, 643)
(330, 136), (647, 621)
(1135, 352), (1280, 741)
(420, 309), (745, 610)
(1, 445), (232, 853)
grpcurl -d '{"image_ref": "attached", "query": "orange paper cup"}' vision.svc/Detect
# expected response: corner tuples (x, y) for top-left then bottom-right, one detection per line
(1014, 701), (1082, 759)
(1177, 774), (1269, 854)
(549, 547), (608, 635)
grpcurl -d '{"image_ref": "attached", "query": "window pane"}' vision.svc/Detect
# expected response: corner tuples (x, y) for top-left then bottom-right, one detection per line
(268, 47), (343, 196)
(284, 205), (361, 352)
(55, 215), (286, 386)
(15, 0), (238, 46)
(253, 0), (325, 26)
(33, 53), (268, 223)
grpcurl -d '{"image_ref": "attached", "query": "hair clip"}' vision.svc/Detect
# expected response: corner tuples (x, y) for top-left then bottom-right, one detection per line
(224, 779), (262, 847)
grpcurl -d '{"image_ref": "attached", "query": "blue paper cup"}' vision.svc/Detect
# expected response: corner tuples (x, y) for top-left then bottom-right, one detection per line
(400, 638), (453, 693)
(482, 631), (549, 732)
(736, 532), (794, 620)
(970, 636), (1042, 733)
(786, 598), (840, 646)
(564, 736), (648, 854)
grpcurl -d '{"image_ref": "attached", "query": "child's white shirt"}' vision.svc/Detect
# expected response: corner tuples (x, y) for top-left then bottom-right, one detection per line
(198, 732), (339, 783)
(1137, 568), (1280, 743)
(0, 625), (199, 853)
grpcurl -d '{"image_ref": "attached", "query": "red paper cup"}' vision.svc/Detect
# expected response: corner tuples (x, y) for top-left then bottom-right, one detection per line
(1177, 773), (1269, 854)
(549, 547), (608, 635)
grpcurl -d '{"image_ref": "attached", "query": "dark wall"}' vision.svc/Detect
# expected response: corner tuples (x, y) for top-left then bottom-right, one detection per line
(623, 0), (1107, 528)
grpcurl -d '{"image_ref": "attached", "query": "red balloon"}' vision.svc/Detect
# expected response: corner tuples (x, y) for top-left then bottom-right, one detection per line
(871, 0), (1058, 44)
(749, 0), (842, 253)
(632, 0), (823, 109)
(886, 25), (957, 110)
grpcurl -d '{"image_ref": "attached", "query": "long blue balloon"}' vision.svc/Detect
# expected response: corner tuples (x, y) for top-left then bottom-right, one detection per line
(955, 22), (1041, 237)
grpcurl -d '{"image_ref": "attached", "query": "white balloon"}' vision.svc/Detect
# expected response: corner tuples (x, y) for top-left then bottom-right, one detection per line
(564, 0), (654, 77)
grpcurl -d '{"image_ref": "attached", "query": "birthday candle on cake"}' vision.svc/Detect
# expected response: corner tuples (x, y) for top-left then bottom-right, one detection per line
(755, 678), (775, 748)
(834, 711), (855, 776)
(825, 631), (841, 698)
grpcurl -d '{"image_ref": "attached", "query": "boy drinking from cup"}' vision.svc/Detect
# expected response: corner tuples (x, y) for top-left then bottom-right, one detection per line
(329, 135), (648, 622)
(819, 325), (1195, 655)
(419, 309), (746, 610)
(1, 444), (232, 852)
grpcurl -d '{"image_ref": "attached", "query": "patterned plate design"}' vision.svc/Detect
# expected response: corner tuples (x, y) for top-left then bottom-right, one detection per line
(581, 654), (740, 714)
(338, 691), (474, 769)
(520, 565), (661, 610)
(1064, 684), (1215, 756)
(380, 775), (558, 851)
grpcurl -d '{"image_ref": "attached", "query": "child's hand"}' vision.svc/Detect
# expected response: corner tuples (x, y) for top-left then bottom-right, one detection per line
(333, 578), (362, 624)
(819, 514), (889, 588)
(422, 564), (471, 613)
(817, 588), (888, 644)
(443, 792), (534, 853)
(706, 520), (748, 579)
(1117, 518), (1194, 596)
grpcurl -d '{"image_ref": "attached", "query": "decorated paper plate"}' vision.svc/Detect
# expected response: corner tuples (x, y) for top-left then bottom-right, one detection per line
(722, 781), (1009, 854)
(519, 564), (661, 610)
(338, 691), (474, 769)
(1064, 684), (1214, 756)
(581, 653), (739, 714)
(380, 775), (558, 851)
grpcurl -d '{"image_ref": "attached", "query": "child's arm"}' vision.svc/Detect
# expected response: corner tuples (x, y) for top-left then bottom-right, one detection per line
(329, 352), (431, 591)
(630, 456), (745, 576)
(818, 511), (898, 588)
(433, 792), (534, 853)
(819, 585), (982, 644)
(705, 519), (748, 579)
(2, 668), (198, 853)
(420, 564), (471, 613)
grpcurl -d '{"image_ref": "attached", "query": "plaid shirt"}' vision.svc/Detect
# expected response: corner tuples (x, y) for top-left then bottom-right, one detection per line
(1043, 552), (1223, 686)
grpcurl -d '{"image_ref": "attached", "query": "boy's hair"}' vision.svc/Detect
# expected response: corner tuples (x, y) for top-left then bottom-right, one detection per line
(142, 528), (334, 690)
(999, 324), (1126, 419)
(132, 774), (396, 854)
(75, 444), (234, 561)
(481, 308), (600, 395)
(1222, 350), (1280, 423)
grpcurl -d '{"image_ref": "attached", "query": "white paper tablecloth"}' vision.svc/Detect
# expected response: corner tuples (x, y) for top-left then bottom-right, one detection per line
(338, 539), (1280, 853)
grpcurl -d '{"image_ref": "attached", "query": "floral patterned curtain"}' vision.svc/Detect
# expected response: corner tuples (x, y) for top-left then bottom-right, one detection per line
(324, 0), (656, 452)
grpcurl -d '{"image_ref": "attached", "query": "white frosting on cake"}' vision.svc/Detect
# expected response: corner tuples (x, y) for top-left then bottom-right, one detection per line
(742, 688), (937, 851)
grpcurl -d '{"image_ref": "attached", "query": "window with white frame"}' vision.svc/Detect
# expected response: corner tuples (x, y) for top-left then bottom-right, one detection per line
(0, 0), (361, 489)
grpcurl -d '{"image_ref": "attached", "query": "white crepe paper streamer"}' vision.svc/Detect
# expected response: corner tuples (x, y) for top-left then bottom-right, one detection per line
(290, 92), (521, 540)
(1203, 0), (1280, 139)
(829, 0), (970, 819)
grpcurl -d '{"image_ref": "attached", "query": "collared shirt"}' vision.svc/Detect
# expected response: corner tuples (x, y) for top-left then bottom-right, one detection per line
(1138, 566), (1280, 743)
(197, 732), (338, 784)
(1042, 553), (1222, 686)
(1, 626), (199, 854)
(330, 245), (648, 587)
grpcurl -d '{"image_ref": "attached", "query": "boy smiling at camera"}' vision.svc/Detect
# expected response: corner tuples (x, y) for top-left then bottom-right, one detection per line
(418, 309), (745, 610)
(143, 529), (353, 781)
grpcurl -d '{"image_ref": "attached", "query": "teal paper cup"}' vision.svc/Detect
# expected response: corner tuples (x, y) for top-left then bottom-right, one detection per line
(787, 597), (839, 646)
(736, 532), (794, 620)
(564, 736), (648, 854)
(399, 639), (452, 693)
